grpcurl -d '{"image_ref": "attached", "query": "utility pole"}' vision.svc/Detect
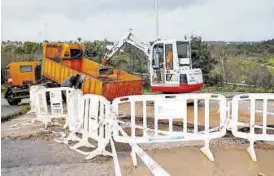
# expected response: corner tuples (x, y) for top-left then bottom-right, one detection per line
(155, 0), (159, 40)
(44, 23), (48, 41)
(37, 31), (43, 61)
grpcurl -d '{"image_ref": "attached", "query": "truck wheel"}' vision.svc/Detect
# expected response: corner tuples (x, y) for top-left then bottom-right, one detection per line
(7, 93), (21, 106)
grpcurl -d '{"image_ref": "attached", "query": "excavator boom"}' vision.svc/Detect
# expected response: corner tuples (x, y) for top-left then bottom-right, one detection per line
(103, 30), (151, 63)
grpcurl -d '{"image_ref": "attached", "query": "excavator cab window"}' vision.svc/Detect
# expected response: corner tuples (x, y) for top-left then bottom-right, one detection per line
(176, 41), (189, 58)
(152, 44), (164, 69)
(152, 44), (164, 83)
(165, 44), (173, 70)
(177, 41), (190, 67)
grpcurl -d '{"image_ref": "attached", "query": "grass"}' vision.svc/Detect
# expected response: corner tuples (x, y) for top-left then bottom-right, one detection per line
(204, 85), (274, 93)
(268, 58), (274, 67)
(143, 87), (151, 93)
(143, 85), (274, 94)
(143, 83), (274, 94)
(20, 104), (31, 113)
(1, 84), (6, 96)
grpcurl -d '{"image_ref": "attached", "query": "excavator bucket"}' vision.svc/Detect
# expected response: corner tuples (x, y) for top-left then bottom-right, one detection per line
(98, 58), (114, 76)
(98, 66), (114, 76)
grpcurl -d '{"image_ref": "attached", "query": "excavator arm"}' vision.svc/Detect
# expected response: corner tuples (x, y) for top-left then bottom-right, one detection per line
(102, 30), (151, 63)
(98, 30), (152, 78)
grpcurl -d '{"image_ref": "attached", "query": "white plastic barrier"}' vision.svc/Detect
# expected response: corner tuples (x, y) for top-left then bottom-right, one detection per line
(60, 89), (84, 144)
(70, 94), (113, 160)
(232, 93), (274, 161)
(28, 85), (46, 114)
(114, 123), (170, 176)
(112, 93), (227, 163)
(34, 87), (73, 128)
(49, 91), (274, 175)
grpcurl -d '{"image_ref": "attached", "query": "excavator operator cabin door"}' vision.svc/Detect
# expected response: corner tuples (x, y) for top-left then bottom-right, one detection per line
(164, 43), (179, 85)
(151, 43), (164, 85)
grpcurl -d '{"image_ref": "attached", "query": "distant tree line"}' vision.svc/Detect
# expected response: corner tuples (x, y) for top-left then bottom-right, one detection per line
(2, 38), (274, 89)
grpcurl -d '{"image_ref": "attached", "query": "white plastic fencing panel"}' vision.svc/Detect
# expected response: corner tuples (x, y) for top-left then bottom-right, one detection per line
(114, 123), (170, 176)
(232, 93), (274, 161)
(112, 93), (227, 162)
(59, 89), (84, 144)
(28, 85), (46, 114)
(49, 90), (63, 115)
(34, 87), (73, 127)
(35, 89), (48, 115)
(66, 90), (84, 132)
(70, 94), (112, 160)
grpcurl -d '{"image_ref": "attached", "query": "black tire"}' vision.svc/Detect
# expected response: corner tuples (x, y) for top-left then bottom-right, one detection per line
(6, 92), (21, 106)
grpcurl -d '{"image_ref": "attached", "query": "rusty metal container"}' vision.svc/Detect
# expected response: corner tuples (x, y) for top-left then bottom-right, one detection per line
(42, 43), (143, 100)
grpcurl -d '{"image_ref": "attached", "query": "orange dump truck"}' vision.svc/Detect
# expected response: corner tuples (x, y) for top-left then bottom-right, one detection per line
(4, 61), (39, 105)
(42, 42), (143, 100)
(3, 42), (143, 105)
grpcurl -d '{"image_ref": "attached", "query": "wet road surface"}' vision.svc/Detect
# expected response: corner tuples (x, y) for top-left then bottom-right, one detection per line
(1, 97), (29, 120)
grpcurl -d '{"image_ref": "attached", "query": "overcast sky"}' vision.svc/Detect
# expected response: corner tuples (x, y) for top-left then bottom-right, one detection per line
(1, 0), (274, 42)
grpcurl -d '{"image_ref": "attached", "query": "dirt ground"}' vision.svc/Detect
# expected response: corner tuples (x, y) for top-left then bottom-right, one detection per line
(1, 100), (274, 176)
(117, 145), (274, 176)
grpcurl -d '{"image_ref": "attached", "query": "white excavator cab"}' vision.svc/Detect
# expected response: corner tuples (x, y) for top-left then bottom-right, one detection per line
(149, 40), (203, 93)
(101, 30), (204, 93)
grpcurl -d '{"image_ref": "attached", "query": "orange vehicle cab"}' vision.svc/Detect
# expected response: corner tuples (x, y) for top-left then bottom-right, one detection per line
(4, 61), (39, 105)
(5, 61), (39, 87)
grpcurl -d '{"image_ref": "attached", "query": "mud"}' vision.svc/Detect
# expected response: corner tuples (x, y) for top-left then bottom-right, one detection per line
(1, 115), (67, 140)
(2, 131), (61, 141)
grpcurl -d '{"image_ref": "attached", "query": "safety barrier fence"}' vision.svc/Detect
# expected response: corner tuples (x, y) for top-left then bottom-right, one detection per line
(232, 93), (274, 161)
(28, 85), (46, 114)
(61, 89), (83, 143)
(68, 94), (113, 159)
(30, 86), (274, 176)
(32, 87), (73, 128)
(112, 94), (227, 162)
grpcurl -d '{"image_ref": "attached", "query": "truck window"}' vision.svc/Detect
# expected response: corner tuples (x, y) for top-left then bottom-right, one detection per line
(20, 65), (32, 72)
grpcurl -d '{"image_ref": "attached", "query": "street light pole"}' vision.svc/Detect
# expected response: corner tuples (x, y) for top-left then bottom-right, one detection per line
(44, 23), (48, 41)
(155, 0), (159, 40)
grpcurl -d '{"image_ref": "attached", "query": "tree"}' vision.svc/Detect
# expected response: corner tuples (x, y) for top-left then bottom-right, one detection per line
(212, 45), (243, 83)
(83, 40), (113, 62)
(246, 65), (273, 89)
(14, 46), (24, 54)
(1, 68), (5, 84)
(191, 36), (217, 84)
(22, 42), (39, 54)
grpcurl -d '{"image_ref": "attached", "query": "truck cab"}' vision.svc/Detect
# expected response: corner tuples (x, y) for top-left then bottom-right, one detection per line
(4, 61), (38, 105)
